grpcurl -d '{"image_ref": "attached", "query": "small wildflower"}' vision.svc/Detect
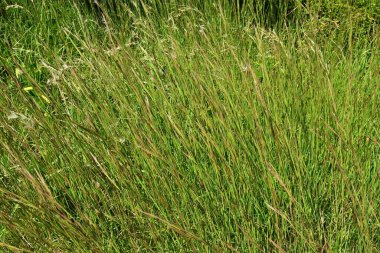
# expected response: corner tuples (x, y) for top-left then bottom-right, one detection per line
(7, 111), (18, 120)
(170, 51), (177, 59)
(105, 46), (121, 56)
(144, 96), (150, 108)
(6, 4), (24, 10)
(242, 65), (249, 72)
(199, 25), (205, 34)
(15, 68), (23, 78)
(23, 86), (33, 92)
(7, 111), (34, 128)
(40, 94), (51, 104)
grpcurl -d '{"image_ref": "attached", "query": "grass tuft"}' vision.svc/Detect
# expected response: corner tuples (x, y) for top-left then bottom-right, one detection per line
(1, 0), (379, 252)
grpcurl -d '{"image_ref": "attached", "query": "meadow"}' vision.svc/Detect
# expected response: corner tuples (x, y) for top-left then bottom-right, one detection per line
(1, 0), (379, 252)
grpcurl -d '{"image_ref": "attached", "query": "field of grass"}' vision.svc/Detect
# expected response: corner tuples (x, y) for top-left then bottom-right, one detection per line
(1, 0), (379, 252)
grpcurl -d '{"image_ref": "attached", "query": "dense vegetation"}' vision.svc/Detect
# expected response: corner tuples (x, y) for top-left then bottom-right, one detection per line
(1, 0), (379, 252)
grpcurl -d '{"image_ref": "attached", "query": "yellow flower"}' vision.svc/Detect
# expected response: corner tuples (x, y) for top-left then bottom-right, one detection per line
(23, 86), (33, 91)
(40, 94), (51, 104)
(15, 68), (23, 78)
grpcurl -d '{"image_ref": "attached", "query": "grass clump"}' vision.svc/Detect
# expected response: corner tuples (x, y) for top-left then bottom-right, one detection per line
(1, 0), (379, 252)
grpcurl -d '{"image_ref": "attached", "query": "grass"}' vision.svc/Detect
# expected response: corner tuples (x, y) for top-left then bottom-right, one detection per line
(0, 0), (379, 252)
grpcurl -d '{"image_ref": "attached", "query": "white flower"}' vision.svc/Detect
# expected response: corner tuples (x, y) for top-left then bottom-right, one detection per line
(242, 65), (249, 72)
(7, 111), (18, 120)
(7, 111), (34, 128)
(199, 25), (205, 33)
(6, 4), (24, 10)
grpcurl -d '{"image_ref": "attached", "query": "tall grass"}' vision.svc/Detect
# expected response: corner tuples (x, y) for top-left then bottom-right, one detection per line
(1, 0), (379, 252)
